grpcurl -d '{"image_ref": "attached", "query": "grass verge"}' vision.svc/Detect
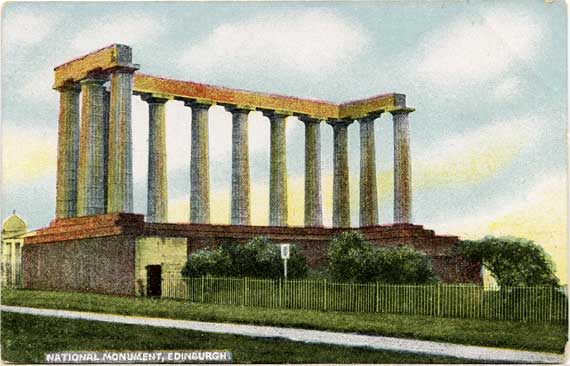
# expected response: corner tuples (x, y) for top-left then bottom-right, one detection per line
(1, 312), (470, 364)
(2, 288), (566, 354)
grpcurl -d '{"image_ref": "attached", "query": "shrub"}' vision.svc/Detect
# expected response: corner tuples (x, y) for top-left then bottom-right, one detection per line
(180, 248), (231, 278)
(458, 236), (559, 287)
(181, 237), (308, 279)
(327, 231), (436, 284)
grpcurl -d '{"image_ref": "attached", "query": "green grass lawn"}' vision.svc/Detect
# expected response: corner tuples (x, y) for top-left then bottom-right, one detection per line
(2, 288), (566, 354)
(1, 312), (469, 364)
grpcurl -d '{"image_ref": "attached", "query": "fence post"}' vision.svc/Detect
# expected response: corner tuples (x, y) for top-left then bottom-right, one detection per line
(245, 277), (248, 307)
(375, 282), (379, 313)
(324, 279), (328, 311)
(437, 284), (441, 317)
(201, 276), (205, 303)
(548, 286), (552, 322)
(279, 279), (282, 308)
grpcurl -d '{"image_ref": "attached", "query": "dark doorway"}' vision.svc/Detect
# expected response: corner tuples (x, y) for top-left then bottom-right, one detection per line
(146, 265), (162, 297)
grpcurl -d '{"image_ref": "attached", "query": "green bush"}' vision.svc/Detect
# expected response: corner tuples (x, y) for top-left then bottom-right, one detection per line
(182, 237), (308, 279)
(458, 236), (559, 287)
(327, 231), (436, 284)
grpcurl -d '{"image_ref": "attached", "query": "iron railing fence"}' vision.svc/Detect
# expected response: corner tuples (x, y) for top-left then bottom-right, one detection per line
(160, 273), (568, 323)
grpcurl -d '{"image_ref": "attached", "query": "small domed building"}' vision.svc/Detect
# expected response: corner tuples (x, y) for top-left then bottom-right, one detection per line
(2, 211), (35, 287)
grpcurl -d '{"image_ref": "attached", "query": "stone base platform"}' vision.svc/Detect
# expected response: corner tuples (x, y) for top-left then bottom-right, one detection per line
(23, 213), (481, 295)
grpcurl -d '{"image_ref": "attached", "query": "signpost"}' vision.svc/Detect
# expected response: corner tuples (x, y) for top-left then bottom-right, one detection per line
(280, 244), (290, 279)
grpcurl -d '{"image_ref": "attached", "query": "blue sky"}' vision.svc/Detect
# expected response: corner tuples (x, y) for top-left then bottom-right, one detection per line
(2, 1), (568, 280)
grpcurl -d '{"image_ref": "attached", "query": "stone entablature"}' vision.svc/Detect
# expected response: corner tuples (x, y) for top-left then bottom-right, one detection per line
(54, 45), (405, 119)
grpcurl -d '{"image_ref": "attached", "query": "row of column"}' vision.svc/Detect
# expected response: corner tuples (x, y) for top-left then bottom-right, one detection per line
(138, 98), (413, 227)
(55, 67), (136, 219)
(56, 70), (413, 227)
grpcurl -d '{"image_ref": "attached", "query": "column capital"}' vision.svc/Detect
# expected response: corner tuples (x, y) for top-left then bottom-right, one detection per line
(297, 114), (322, 125)
(80, 77), (106, 86)
(107, 64), (140, 74)
(224, 105), (253, 114)
(391, 107), (415, 115)
(140, 93), (170, 104)
(326, 119), (353, 129)
(56, 81), (81, 93)
(260, 109), (292, 119)
(184, 99), (212, 110)
(359, 110), (384, 123)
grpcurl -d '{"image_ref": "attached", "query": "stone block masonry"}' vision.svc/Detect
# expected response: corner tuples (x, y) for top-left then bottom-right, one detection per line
(23, 214), (481, 296)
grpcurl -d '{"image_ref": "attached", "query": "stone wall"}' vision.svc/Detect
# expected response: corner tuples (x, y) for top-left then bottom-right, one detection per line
(23, 213), (482, 295)
(134, 236), (188, 295)
(23, 235), (136, 295)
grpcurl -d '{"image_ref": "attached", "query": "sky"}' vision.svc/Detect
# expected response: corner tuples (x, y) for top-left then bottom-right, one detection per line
(1, 1), (568, 282)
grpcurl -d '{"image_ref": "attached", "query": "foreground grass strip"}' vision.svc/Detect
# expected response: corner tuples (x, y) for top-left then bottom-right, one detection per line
(1, 312), (469, 364)
(2, 289), (566, 354)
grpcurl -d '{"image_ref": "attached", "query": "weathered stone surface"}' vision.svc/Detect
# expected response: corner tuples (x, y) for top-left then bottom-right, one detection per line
(300, 117), (323, 227)
(54, 44), (138, 89)
(55, 83), (81, 219)
(107, 69), (136, 213)
(267, 112), (288, 226)
(187, 101), (211, 224)
(359, 115), (380, 226)
(328, 120), (353, 227)
(145, 96), (169, 223)
(228, 107), (251, 225)
(23, 235), (136, 296)
(134, 74), (407, 120)
(392, 109), (414, 223)
(134, 236), (187, 295)
(24, 214), (482, 289)
(77, 77), (106, 216)
(102, 89), (110, 213)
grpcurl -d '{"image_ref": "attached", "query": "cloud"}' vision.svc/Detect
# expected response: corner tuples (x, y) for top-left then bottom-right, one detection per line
(413, 7), (543, 89)
(429, 172), (568, 283)
(367, 114), (542, 214)
(413, 114), (541, 188)
(492, 77), (523, 100)
(69, 13), (164, 54)
(2, 125), (57, 185)
(18, 67), (60, 103)
(2, 9), (57, 48)
(179, 9), (368, 79)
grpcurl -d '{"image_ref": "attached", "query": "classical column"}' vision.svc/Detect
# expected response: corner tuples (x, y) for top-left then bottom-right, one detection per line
(186, 101), (211, 224)
(392, 108), (414, 223)
(55, 82), (81, 219)
(102, 89), (110, 213)
(299, 116), (323, 227)
(143, 95), (169, 223)
(107, 66), (137, 213)
(266, 111), (288, 226)
(77, 77), (107, 216)
(359, 113), (381, 227)
(328, 119), (353, 227)
(227, 106), (251, 225)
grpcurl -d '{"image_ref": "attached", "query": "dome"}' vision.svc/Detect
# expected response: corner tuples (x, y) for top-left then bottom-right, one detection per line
(2, 212), (27, 238)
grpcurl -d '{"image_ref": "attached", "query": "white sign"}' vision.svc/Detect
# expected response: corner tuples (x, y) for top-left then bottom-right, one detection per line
(280, 244), (290, 259)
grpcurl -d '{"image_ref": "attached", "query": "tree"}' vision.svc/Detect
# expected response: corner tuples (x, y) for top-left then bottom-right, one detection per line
(181, 237), (308, 279)
(458, 236), (559, 287)
(327, 231), (436, 283)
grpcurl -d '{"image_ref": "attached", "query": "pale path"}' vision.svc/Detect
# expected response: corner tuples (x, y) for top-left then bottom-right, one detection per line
(1, 305), (564, 364)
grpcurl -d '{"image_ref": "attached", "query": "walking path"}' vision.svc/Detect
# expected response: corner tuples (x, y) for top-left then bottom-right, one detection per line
(1, 305), (564, 363)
